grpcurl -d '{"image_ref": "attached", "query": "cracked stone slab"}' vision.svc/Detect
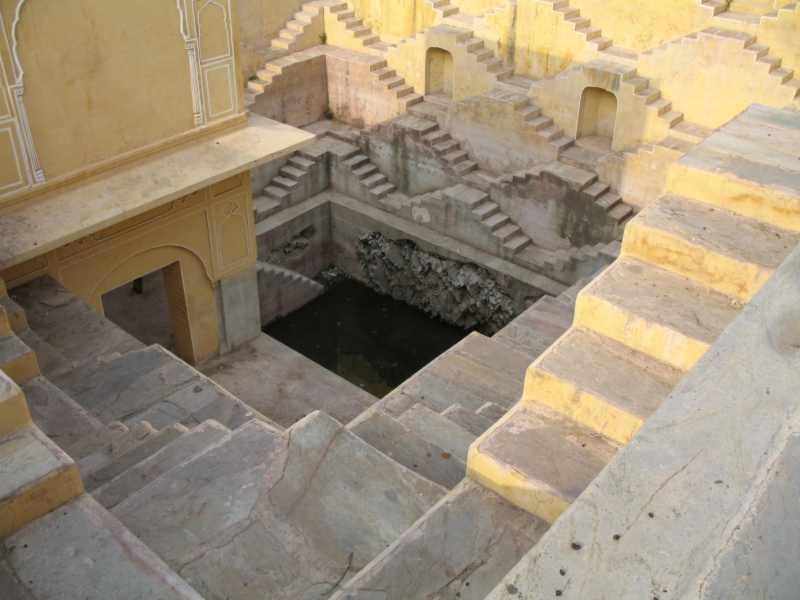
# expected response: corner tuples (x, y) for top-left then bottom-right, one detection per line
(76, 421), (157, 476)
(113, 412), (446, 599)
(64, 421), (128, 461)
(332, 480), (550, 600)
(2, 494), (203, 600)
(398, 404), (476, 462)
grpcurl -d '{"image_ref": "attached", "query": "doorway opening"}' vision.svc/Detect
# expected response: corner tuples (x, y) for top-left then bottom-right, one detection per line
(425, 47), (454, 102)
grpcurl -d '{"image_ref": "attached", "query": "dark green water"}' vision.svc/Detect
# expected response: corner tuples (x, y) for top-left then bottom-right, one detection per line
(263, 279), (473, 398)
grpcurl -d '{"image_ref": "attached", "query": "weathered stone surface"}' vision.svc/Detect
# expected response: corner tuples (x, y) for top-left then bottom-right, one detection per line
(2, 495), (203, 600)
(487, 233), (800, 600)
(64, 421), (128, 461)
(76, 421), (157, 476)
(441, 404), (494, 436)
(214, 265), (262, 354)
(332, 480), (550, 600)
(82, 423), (187, 493)
(477, 402), (506, 422)
(12, 276), (143, 365)
(348, 408), (467, 489)
(64, 345), (280, 432)
(114, 413), (445, 599)
(16, 328), (70, 380)
(398, 404), (476, 462)
(21, 376), (101, 452)
(200, 333), (376, 428)
(92, 420), (230, 510)
(493, 295), (574, 360)
(357, 232), (516, 334)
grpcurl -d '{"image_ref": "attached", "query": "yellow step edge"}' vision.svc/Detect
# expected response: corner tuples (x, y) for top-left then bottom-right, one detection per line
(0, 372), (32, 438)
(574, 290), (706, 373)
(0, 426), (84, 538)
(0, 334), (40, 385)
(666, 163), (800, 233)
(466, 445), (570, 525)
(622, 217), (773, 302)
(521, 363), (644, 445)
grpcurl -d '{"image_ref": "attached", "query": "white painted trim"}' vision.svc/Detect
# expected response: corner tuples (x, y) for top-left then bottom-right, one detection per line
(12, 86), (43, 182)
(0, 124), (25, 192)
(10, 0), (29, 85)
(202, 62), (235, 118)
(195, 0), (232, 64)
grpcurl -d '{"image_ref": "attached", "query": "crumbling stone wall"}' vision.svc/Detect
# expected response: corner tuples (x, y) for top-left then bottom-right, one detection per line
(357, 232), (516, 334)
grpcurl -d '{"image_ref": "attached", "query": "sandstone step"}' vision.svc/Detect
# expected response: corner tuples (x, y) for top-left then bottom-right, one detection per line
(13, 277), (144, 367)
(16, 327), (71, 378)
(0, 296), (27, 334)
(527, 327), (684, 444)
(264, 184), (290, 201)
(0, 332), (38, 384)
(575, 256), (742, 371)
(380, 333), (531, 416)
(0, 373), (31, 439)
(623, 193), (800, 302)
(2, 494), (203, 600)
(348, 408), (467, 489)
(76, 421), (158, 477)
(64, 421), (129, 461)
(559, 144), (606, 171)
(21, 376), (101, 452)
(476, 401), (506, 422)
(482, 212), (510, 231)
(468, 401), (619, 521)
(49, 352), (122, 390)
(398, 403), (476, 462)
(0, 424), (83, 537)
(440, 403), (494, 436)
(82, 423), (188, 493)
(252, 196), (283, 222)
(92, 420), (230, 510)
(112, 413), (445, 598)
(493, 295), (574, 360)
(62, 345), (279, 432)
(330, 479), (550, 600)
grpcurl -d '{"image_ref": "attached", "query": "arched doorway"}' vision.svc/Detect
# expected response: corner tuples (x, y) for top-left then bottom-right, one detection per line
(577, 87), (618, 144)
(425, 47), (454, 99)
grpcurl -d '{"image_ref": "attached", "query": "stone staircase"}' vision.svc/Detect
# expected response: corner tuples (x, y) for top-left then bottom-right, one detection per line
(255, 261), (326, 325)
(255, 149), (329, 222)
(643, 27), (800, 106)
(713, 0), (798, 25)
(465, 105), (800, 533)
(326, 1), (393, 54)
(329, 140), (399, 204)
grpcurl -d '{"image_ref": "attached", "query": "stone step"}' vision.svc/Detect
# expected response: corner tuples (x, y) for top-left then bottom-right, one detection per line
(476, 401), (506, 422)
(288, 155), (315, 170)
(279, 165), (306, 180)
(527, 327), (684, 444)
(64, 421), (129, 461)
(16, 326), (69, 380)
(377, 333), (531, 417)
(330, 480), (550, 600)
(12, 276), (144, 366)
(492, 223), (521, 243)
(76, 421), (158, 477)
(492, 295), (575, 360)
(398, 403), (476, 462)
(469, 400), (619, 521)
(61, 345), (280, 432)
(2, 494), (202, 600)
(482, 212), (510, 231)
(112, 413), (445, 597)
(92, 420), (230, 510)
(82, 423), (188, 493)
(623, 193), (800, 302)
(0, 295), (27, 334)
(22, 376), (102, 452)
(252, 196), (283, 223)
(264, 184), (291, 201)
(0, 424), (83, 537)
(440, 403), (494, 436)
(574, 256), (743, 371)
(348, 408), (467, 489)
(559, 144), (606, 171)
(0, 332), (38, 384)
(0, 373), (31, 438)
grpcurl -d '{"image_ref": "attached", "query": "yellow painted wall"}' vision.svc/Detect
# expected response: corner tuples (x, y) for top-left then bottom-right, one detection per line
(453, 0), (510, 15)
(0, 0), (244, 204)
(0, 172), (257, 364)
(570, 0), (715, 52)
(638, 29), (799, 129)
(236, 0), (305, 49)
(345, 0), (436, 42)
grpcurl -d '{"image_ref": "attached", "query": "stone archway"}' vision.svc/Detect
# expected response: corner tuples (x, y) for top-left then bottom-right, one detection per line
(425, 47), (454, 98)
(577, 86), (618, 143)
(93, 245), (219, 365)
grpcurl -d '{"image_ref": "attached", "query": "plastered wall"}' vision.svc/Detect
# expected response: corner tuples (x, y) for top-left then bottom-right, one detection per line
(0, 173), (257, 364)
(0, 0), (243, 205)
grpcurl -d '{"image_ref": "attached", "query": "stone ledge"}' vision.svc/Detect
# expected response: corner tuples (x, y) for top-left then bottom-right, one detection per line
(0, 116), (316, 271)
